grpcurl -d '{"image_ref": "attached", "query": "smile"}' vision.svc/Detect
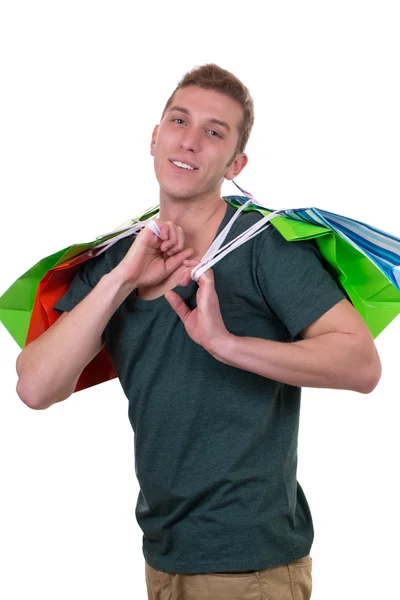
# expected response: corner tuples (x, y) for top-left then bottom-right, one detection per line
(169, 159), (198, 171)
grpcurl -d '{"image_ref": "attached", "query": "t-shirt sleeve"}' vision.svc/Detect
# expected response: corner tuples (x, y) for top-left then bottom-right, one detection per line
(256, 227), (347, 338)
(53, 259), (100, 314)
(53, 236), (133, 314)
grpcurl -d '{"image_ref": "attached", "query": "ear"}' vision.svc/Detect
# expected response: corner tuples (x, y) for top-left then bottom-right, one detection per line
(150, 125), (159, 157)
(224, 153), (249, 181)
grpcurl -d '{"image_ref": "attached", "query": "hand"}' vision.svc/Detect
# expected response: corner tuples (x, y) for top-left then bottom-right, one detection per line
(164, 260), (232, 358)
(114, 220), (193, 289)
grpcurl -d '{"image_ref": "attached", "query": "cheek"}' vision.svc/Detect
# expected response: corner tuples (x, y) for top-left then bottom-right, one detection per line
(206, 152), (230, 176)
(153, 156), (165, 182)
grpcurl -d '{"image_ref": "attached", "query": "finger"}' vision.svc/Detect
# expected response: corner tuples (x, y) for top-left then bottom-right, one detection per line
(136, 226), (162, 249)
(183, 259), (203, 282)
(173, 226), (185, 254)
(176, 266), (193, 287)
(198, 268), (215, 285)
(164, 290), (192, 323)
(196, 269), (216, 302)
(163, 247), (194, 278)
(160, 221), (177, 253)
(165, 225), (185, 256)
(183, 259), (201, 267)
(154, 220), (169, 242)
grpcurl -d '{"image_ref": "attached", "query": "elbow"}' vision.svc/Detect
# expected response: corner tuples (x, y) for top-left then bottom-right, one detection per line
(16, 353), (75, 410)
(16, 378), (63, 410)
(15, 354), (43, 409)
(16, 379), (48, 410)
(356, 354), (382, 395)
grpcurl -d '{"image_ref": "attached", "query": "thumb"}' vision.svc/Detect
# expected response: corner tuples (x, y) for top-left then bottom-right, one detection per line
(163, 247), (194, 277)
(164, 290), (192, 323)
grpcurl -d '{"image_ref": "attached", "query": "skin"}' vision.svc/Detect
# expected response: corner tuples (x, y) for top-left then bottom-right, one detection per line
(122, 84), (382, 393)
(16, 82), (382, 411)
(117, 85), (248, 300)
(150, 85), (248, 260)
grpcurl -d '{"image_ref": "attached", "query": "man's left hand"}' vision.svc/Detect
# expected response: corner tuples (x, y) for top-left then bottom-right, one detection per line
(164, 260), (231, 358)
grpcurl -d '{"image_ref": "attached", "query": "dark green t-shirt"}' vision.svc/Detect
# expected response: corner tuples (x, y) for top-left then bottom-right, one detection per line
(54, 203), (345, 573)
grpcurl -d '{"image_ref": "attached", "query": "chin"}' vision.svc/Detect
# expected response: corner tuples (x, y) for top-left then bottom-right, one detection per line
(160, 182), (200, 201)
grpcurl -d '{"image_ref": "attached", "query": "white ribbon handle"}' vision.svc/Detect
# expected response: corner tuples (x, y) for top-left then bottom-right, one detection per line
(191, 207), (286, 281)
(84, 201), (287, 280)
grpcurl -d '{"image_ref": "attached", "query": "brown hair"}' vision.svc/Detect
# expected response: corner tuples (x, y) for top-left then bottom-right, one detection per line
(161, 64), (254, 160)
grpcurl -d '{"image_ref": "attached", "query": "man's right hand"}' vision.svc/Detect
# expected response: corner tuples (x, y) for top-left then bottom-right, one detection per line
(16, 220), (193, 410)
(114, 220), (194, 289)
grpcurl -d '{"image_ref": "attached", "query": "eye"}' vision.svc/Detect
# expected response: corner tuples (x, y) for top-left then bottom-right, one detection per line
(173, 118), (186, 125)
(207, 130), (221, 138)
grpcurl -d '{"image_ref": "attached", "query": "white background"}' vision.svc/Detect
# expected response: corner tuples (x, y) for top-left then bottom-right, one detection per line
(1, 1), (399, 599)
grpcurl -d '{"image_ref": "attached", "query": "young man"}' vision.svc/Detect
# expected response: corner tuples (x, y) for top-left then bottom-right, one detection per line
(16, 64), (381, 600)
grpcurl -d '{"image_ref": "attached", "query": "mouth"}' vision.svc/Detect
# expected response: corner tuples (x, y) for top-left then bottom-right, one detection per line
(169, 159), (199, 172)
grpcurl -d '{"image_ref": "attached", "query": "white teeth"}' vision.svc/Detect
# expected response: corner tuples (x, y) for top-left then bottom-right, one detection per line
(172, 160), (195, 170)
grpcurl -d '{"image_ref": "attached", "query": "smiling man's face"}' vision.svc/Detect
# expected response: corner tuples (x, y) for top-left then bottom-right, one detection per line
(150, 85), (248, 203)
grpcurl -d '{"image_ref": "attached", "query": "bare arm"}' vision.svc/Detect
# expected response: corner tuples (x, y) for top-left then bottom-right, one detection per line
(16, 222), (193, 410)
(16, 271), (136, 410)
(217, 301), (382, 393)
(166, 267), (382, 394)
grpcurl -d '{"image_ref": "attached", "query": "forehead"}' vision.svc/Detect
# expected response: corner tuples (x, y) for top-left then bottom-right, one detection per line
(166, 86), (243, 128)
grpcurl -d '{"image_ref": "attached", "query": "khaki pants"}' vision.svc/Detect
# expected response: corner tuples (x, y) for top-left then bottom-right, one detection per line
(145, 554), (312, 600)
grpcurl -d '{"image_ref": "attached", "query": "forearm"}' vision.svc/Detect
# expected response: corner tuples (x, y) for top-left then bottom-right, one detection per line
(16, 269), (135, 409)
(213, 332), (380, 393)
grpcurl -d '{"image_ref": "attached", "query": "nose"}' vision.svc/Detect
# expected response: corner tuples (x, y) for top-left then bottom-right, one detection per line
(180, 125), (201, 153)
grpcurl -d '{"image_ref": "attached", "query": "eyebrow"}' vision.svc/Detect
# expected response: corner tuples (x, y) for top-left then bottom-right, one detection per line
(168, 105), (232, 133)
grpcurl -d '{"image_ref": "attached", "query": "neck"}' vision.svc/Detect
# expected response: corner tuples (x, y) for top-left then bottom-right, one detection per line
(159, 191), (228, 260)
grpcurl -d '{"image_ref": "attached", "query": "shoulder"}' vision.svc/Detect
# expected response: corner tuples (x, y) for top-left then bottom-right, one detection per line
(78, 235), (135, 285)
(224, 202), (318, 254)
(101, 235), (134, 269)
